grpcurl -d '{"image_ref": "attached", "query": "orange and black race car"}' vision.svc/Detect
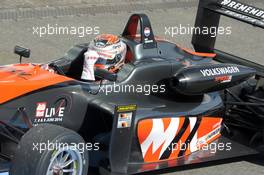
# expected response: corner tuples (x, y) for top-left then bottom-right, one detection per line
(0, 0), (264, 175)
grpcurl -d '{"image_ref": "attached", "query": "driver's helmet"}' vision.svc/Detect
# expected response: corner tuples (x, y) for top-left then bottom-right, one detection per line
(89, 34), (127, 72)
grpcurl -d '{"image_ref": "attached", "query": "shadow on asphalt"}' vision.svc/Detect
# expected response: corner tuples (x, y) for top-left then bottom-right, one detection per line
(88, 155), (264, 175)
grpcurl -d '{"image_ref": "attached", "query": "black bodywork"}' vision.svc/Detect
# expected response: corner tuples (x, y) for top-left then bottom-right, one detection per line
(0, 0), (264, 174)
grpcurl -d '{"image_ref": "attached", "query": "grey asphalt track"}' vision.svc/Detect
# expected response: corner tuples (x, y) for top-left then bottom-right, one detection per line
(0, 0), (264, 175)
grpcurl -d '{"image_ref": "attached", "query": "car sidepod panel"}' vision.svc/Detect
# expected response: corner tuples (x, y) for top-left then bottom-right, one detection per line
(137, 116), (222, 163)
(0, 81), (88, 131)
(103, 92), (256, 174)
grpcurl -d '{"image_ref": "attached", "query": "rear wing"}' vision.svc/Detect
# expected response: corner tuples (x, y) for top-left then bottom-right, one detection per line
(211, 0), (264, 28)
(192, 0), (264, 73)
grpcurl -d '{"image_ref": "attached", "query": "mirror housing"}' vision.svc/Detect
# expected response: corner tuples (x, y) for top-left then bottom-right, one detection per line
(14, 46), (30, 61)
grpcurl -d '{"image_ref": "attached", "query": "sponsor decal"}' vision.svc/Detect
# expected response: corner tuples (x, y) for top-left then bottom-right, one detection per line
(215, 75), (232, 83)
(117, 112), (133, 128)
(220, 0), (264, 21)
(34, 99), (66, 123)
(223, 10), (264, 26)
(142, 27), (154, 44)
(144, 27), (151, 37)
(200, 66), (240, 77)
(35, 102), (47, 117)
(137, 117), (222, 162)
(144, 39), (154, 43)
(116, 104), (137, 128)
(197, 126), (221, 147)
(117, 104), (137, 112)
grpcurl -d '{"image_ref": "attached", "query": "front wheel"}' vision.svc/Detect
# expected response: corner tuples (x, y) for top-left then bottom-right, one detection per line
(10, 124), (89, 175)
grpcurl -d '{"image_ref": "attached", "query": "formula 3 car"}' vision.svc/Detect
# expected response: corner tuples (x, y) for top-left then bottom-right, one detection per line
(0, 0), (264, 174)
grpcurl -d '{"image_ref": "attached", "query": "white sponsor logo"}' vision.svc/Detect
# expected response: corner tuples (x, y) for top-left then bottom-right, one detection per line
(140, 118), (179, 159)
(34, 101), (65, 123)
(200, 66), (240, 77)
(220, 0), (264, 21)
(44, 107), (65, 118)
(36, 102), (65, 118)
(189, 117), (198, 152)
(221, 0), (232, 5)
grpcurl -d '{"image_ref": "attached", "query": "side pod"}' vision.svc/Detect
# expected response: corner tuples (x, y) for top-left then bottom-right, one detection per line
(170, 63), (256, 95)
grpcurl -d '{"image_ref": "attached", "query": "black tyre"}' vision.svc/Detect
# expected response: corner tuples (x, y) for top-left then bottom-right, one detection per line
(10, 124), (89, 175)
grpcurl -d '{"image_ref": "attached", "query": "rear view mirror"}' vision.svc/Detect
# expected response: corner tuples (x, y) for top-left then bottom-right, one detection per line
(14, 46), (30, 63)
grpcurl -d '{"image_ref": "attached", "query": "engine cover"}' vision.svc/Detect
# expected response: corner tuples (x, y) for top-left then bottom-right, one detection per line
(171, 63), (256, 95)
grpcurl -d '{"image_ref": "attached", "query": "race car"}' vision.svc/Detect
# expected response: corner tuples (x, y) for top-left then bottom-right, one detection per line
(0, 0), (264, 174)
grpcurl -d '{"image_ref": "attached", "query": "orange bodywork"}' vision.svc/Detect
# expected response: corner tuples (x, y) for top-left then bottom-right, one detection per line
(180, 47), (216, 58)
(137, 117), (222, 163)
(0, 63), (72, 104)
(155, 36), (216, 58)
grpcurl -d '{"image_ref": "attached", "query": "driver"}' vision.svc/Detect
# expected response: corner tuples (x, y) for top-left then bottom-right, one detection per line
(81, 34), (127, 81)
